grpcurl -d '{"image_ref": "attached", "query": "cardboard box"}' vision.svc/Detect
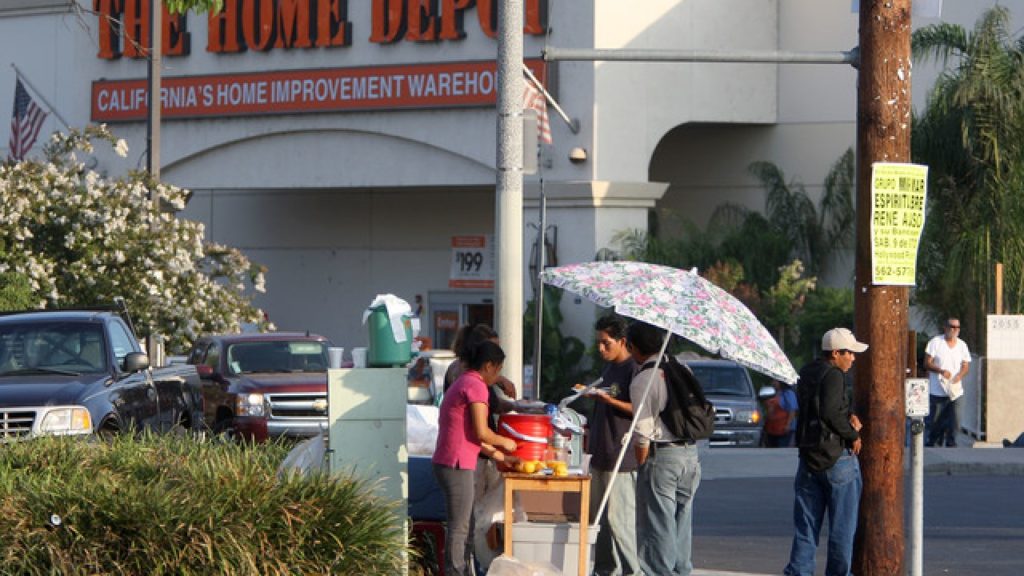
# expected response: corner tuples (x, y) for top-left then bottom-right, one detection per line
(507, 521), (599, 575)
(518, 491), (582, 522)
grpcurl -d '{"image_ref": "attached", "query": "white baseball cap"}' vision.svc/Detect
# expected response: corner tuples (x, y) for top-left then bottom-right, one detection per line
(821, 327), (868, 353)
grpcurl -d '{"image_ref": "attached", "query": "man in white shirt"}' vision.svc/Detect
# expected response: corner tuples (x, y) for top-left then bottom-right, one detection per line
(924, 317), (971, 447)
(627, 321), (700, 576)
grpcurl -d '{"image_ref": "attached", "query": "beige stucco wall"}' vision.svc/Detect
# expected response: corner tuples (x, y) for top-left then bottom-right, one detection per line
(985, 361), (1024, 442)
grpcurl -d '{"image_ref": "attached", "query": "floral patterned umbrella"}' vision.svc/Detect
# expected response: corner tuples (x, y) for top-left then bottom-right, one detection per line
(541, 261), (797, 384)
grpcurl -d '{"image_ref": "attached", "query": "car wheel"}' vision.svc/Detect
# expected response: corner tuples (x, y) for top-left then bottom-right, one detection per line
(169, 415), (192, 438)
(212, 418), (237, 443)
(97, 420), (120, 441)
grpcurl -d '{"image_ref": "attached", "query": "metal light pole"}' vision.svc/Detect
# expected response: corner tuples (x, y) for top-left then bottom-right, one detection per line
(147, 0), (161, 182)
(496, 0), (524, 393)
(853, 1), (913, 574)
(146, 0), (165, 366)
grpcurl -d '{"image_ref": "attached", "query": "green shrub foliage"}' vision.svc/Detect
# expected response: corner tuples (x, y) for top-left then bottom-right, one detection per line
(0, 435), (408, 575)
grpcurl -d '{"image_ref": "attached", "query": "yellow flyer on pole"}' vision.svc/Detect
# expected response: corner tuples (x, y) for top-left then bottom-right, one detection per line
(870, 163), (928, 285)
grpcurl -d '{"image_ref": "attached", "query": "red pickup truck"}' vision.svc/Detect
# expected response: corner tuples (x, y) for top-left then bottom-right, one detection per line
(186, 332), (330, 442)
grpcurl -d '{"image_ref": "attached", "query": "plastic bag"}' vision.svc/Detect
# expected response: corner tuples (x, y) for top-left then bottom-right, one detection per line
(407, 404), (439, 456)
(277, 434), (327, 478)
(486, 555), (561, 576)
(474, 460), (528, 570)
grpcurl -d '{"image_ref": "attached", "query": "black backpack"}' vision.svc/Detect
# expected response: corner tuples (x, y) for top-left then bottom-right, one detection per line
(795, 365), (843, 471)
(641, 356), (715, 441)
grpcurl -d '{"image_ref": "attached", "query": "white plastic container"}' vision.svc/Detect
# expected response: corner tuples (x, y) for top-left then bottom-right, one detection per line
(351, 347), (368, 368)
(328, 347), (345, 369)
(508, 522), (599, 575)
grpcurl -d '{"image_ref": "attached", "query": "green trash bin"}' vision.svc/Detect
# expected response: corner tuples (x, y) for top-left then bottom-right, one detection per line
(366, 305), (413, 367)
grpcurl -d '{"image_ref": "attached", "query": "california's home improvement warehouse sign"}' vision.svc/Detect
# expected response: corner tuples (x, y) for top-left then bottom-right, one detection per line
(90, 0), (549, 121)
(92, 60), (546, 121)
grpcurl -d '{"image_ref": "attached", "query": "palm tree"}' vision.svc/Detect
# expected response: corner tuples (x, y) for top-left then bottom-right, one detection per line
(746, 147), (856, 279)
(912, 6), (1024, 345)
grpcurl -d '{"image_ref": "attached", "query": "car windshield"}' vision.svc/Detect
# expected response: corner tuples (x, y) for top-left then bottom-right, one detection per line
(689, 365), (752, 397)
(0, 322), (107, 376)
(226, 341), (328, 375)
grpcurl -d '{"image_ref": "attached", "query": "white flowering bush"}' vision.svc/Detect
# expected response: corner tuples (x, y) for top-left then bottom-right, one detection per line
(0, 125), (267, 351)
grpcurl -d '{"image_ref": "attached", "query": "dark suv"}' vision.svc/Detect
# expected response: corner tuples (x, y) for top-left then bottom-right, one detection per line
(686, 359), (775, 448)
(186, 332), (330, 442)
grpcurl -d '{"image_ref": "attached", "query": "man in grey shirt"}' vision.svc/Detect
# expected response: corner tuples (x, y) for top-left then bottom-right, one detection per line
(628, 320), (701, 576)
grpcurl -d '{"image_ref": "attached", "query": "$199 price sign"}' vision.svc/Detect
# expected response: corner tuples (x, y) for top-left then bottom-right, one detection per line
(449, 235), (495, 289)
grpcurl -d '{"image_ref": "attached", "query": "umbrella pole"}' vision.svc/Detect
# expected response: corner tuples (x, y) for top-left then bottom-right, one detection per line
(592, 331), (672, 526)
(531, 188), (547, 399)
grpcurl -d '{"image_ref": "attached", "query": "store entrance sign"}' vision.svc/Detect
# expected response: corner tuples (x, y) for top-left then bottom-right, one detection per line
(870, 162), (928, 285)
(449, 235), (494, 290)
(92, 59), (545, 122)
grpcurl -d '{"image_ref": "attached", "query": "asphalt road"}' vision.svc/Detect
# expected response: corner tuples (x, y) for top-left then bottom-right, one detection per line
(692, 474), (1024, 576)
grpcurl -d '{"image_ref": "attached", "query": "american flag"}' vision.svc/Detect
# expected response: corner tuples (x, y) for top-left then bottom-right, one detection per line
(523, 77), (552, 144)
(8, 78), (48, 162)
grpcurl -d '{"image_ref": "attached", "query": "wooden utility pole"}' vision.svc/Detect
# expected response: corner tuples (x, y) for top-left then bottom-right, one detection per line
(854, 1), (912, 574)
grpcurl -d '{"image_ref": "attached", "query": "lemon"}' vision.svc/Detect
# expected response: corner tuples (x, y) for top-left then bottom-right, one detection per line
(554, 464), (569, 477)
(522, 461), (538, 474)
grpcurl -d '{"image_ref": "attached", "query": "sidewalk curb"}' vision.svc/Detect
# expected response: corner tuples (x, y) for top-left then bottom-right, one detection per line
(699, 447), (1024, 480)
(923, 460), (1024, 476)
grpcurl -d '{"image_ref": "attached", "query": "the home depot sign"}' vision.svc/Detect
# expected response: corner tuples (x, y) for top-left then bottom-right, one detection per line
(94, 0), (548, 59)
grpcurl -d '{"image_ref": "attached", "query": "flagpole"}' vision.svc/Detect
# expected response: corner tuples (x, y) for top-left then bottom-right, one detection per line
(532, 179), (546, 400)
(10, 63), (71, 129)
(522, 65), (578, 134)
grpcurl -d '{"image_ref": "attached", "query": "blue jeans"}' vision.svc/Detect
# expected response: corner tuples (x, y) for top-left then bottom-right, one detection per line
(590, 468), (640, 576)
(636, 443), (701, 576)
(784, 452), (862, 576)
(926, 395), (959, 446)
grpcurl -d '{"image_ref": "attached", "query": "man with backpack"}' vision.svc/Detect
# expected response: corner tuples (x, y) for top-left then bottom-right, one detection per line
(627, 320), (706, 576)
(784, 327), (866, 576)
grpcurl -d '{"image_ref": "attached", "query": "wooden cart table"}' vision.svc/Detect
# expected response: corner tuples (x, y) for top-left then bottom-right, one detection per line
(502, 472), (591, 576)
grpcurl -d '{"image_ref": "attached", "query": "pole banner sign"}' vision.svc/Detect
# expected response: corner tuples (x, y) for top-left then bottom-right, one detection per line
(870, 162), (928, 285)
(449, 235), (495, 289)
(904, 378), (929, 418)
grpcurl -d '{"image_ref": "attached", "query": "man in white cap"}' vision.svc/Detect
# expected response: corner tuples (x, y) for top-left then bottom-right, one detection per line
(783, 327), (867, 576)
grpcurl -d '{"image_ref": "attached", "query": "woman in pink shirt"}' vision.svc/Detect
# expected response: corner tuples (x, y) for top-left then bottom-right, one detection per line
(433, 340), (518, 576)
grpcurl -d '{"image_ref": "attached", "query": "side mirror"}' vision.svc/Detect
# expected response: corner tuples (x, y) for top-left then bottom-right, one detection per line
(758, 386), (777, 400)
(123, 352), (150, 373)
(196, 365), (215, 379)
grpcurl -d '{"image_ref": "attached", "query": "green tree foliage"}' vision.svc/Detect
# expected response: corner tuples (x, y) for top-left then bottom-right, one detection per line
(0, 126), (268, 351)
(912, 6), (1024, 345)
(163, 0), (221, 13)
(748, 148), (856, 279)
(795, 286), (855, 366)
(523, 286), (586, 403)
(0, 272), (35, 311)
(761, 261), (817, 354)
(610, 149), (856, 362)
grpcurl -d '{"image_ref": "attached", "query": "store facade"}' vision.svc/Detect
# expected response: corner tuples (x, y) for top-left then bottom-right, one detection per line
(5, 1), (1009, 369)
